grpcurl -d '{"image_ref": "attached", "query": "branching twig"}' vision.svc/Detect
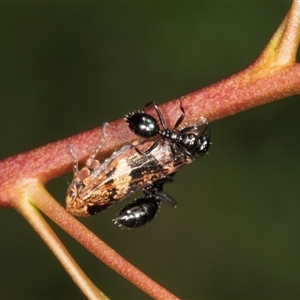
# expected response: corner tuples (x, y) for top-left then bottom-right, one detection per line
(1, 1), (300, 299)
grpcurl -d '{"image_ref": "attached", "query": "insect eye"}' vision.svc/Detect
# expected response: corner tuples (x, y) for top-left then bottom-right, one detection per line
(196, 136), (210, 155)
(126, 112), (159, 138)
(66, 188), (77, 200)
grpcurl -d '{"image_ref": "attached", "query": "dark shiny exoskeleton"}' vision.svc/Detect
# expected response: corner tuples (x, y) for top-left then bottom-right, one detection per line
(114, 197), (159, 228)
(125, 101), (211, 159)
(114, 175), (176, 229)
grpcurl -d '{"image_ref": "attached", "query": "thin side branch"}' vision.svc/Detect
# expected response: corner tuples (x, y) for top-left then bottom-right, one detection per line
(17, 182), (107, 300)
(1, 2), (300, 299)
(276, 0), (300, 65)
(28, 184), (179, 300)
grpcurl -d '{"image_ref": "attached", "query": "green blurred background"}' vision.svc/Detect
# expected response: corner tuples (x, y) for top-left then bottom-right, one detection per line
(1, 2), (299, 299)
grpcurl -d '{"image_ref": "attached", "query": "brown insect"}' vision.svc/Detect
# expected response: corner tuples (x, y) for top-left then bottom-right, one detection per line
(66, 127), (193, 217)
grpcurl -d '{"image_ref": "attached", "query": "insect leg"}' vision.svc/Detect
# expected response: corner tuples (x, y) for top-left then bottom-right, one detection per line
(143, 175), (177, 207)
(140, 139), (161, 155)
(90, 122), (108, 160)
(173, 99), (185, 130)
(144, 102), (168, 131)
(68, 143), (79, 176)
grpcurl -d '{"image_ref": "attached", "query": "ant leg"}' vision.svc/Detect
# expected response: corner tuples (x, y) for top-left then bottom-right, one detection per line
(177, 144), (193, 159)
(144, 101), (168, 130)
(154, 190), (177, 207)
(143, 175), (177, 207)
(173, 99), (185, 130)
(170, 144), (178, 160)
(152, 102), (169, 130)
(199, 117), (211, 138)
(134, 138), (161, 156)
(180, 125), (198, 134)
(179, 116), (210, 138)
(143, 174), (174, 191)
(134, 146), (145, 156)
(146, 101), (182, 132)
(144, 101), (155, 110)
(141, 139), (161, 155)
(146, 100), (186, 132)
(144, 101), (168, 131)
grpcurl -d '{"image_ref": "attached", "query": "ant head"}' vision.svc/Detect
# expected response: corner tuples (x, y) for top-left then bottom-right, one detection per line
(195, 135), (211, 156)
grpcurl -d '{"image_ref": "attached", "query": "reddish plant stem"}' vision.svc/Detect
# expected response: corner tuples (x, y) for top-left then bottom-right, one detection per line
(17, 185), (108, 300)
(0, 1), (300, 298)
(2, 0), (300, 191)
(1, 63), (300, 196)
(0, 1), (300, 201)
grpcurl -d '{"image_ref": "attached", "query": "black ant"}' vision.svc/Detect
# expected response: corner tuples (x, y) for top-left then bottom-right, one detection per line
(125, 101), (210, 160)
(113, 175), (176, 229)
